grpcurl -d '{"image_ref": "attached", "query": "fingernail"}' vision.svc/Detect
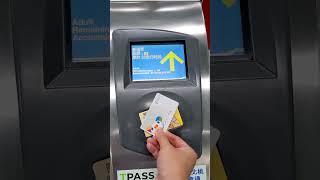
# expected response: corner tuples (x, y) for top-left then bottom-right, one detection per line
(156, 128), (163, 134)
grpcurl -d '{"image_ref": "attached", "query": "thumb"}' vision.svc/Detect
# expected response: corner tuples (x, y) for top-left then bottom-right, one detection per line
(155, 129), (171, 148)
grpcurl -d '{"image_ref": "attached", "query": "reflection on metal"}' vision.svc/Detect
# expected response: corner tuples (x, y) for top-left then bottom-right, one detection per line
(110, 1), (210, 179)
(110, 7), (148, 12)
(155, 3), (199, 12)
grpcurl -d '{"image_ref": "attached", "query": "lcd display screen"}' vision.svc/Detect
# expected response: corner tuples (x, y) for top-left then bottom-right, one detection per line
(70, 0), (109, 62)
(211, 0), (245, 56)
(131, 43), (187, 82)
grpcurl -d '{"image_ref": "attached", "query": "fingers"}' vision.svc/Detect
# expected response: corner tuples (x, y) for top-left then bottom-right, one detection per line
(155, 129), (171, 148)
(147, 137), (160, 150)
(153, 129), (191, 150)
(146, 142), (159, 159)
(165, 131), (189, 148)
(165, 131), (198, 158)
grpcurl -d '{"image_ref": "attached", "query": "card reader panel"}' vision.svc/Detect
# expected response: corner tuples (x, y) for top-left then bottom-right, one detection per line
(113, 29), (202, 156)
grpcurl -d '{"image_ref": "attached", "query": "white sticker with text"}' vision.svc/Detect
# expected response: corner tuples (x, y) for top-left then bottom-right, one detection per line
(117, 165), (207, 180)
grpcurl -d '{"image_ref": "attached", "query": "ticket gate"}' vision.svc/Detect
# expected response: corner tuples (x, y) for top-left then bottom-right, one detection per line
(110, 1), (210, 179)
(0, 0), (110, 180)
(211, 0), (295, 180)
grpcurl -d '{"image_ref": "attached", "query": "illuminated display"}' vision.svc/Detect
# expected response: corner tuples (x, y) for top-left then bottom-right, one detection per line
(71, 0), (109, 62)
(211, 0), (245, 56)
(131, 43), (187, 81)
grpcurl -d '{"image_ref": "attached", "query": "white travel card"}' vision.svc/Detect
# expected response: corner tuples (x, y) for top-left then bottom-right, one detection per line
(140, 93), (179, 135)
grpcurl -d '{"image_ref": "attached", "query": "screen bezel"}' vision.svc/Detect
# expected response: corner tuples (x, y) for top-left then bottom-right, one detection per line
(129, 41), (188, 82)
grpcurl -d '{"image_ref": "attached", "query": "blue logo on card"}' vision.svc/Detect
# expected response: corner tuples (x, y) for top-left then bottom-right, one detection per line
(155, 116), (163, 124)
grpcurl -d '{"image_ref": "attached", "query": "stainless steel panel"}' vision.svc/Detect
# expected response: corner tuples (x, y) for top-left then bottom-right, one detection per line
(110, 1), (210, 179)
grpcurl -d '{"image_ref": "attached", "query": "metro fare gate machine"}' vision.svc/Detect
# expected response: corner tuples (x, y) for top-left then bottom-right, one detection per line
(110, 1), (210, 179)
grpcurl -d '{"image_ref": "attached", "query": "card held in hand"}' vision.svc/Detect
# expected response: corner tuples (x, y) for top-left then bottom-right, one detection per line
(139, 109), (183, 137)
(140, 93), (179, 135)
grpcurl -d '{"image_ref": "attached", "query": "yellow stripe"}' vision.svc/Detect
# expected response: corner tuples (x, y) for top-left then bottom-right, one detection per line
(174, 109), (183, 125)
(170, 57), (175, 72)
(212, 146), (228, 180)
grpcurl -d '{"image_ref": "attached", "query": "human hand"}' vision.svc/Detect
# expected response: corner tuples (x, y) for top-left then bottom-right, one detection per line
(146, 129), (197, 180)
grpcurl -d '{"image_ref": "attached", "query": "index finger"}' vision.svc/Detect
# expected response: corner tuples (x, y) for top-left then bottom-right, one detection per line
(164, 131), (189, 148)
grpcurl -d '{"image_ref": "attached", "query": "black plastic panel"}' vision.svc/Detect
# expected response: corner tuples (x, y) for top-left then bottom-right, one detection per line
(12, 0), (109, 180)
(211, 57), (276, 81)
(212, 0), (278, 81)
(290, 0), (320, 179)
(43, 0), (109, 88)
(211, 0), (295, 179)
(0, 0), (24, 179)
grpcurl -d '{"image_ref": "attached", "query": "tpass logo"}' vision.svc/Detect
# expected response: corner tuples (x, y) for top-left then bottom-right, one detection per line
(117, 165), (206, 180)
(118, 171), (155, 180)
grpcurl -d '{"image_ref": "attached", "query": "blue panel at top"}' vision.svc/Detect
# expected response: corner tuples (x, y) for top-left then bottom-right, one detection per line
(131, 44), (187, 81)
(71, 0), (109, 62)
(211, 0), (245, 56)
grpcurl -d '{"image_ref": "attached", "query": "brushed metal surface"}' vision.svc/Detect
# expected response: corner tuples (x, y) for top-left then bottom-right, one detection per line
(110, 1), (210, 179)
